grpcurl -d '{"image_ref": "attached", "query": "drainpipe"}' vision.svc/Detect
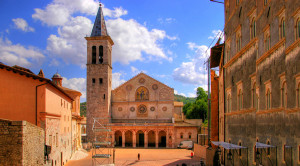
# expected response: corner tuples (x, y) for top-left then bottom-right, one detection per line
(36, 82), (49, 125)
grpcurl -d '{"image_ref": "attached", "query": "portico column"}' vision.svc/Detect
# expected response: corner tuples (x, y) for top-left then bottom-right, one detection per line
(155, 131), (159, 148)
(144, 131), (148, 148)
(112, 131), (115, 148)
(167, 130), (170, 148)
(133, 130), (136, 148)
(122, 131), (125, 148)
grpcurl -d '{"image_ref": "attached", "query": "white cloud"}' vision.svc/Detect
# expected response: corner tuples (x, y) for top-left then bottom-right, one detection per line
(107, 18), (174, 64)
(32, 4), (71, 26)
(112, 73), (126, 89)
(12, 18), (35, 32)
(158, 17), (176, 24)
(0, 38), (45, 67)
(188, 92), (197, 98)
(173, 42), (209, 88)
(46, 16), (93, 67)
(130, 66), (146, 76)
(103, 7), (128, 18)
(62, 77), (86, 99)
(208, 30), (224, 43)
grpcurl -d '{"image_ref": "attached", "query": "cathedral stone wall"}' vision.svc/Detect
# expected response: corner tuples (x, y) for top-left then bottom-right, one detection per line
(111, 73), (174, 120)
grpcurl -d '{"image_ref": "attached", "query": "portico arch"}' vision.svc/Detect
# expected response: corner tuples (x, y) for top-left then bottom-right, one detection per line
(125, 130), (133, 147)
(148, 130), (156, 147)
(114, 130), (122, 147)
(136, 130), (144, 147)
(159, 130), (167, 147)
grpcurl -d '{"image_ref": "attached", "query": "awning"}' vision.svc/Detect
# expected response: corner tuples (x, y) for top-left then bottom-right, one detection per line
(256, 142), (276, 149)
(212, 141), (247, 150)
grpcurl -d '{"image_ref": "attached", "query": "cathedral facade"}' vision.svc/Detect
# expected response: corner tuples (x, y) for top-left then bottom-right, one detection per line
(86, 5), (199, 148)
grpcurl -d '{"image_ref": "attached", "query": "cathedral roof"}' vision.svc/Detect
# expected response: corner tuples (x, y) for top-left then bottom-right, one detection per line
(90, 3), (108, 37)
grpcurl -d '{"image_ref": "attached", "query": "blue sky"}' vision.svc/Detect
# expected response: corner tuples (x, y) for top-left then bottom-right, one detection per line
(0, 0), (224, 102)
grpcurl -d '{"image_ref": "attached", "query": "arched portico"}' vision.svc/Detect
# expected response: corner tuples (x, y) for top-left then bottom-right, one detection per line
(136, 130), (144, 147)
(148, 130), (156, 147)
(159, 130), (167, 147)
(114, 130), (122, 147)
(125, 130), (133, 147)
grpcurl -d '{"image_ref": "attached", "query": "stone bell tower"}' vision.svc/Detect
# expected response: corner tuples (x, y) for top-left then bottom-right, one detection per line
(86, 3), (114, 142)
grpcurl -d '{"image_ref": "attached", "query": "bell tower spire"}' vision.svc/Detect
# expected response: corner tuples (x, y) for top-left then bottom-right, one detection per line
(85, 2), (114, 142)
(91, 3), (108, 37)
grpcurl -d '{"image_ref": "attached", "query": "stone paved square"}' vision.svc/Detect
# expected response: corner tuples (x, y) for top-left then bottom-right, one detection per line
(66, 148), (202, 166)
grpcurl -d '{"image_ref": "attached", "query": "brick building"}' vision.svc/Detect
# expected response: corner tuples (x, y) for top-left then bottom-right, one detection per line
(86, 5), (201, 149)
(0, 63), (82, 166)
(211, 0), (300, 165)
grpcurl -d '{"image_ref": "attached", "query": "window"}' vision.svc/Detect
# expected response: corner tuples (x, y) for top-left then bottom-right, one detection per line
(64, 115), (66, 121)
(298, 83), (300, 108)
(53, 135), (55, 146)
(280, 18), (285, 39)
(227, 94), (231, 113)
(99, 46), (103, 64)
(61, 99), (63, 106)
(297, 19), (300, 39)
(267, 141), (271, 155)
(283, 144), (286, 162)
(99, 78), (103, 84)
(49, 135), (52, 146)
(238, 142), (242, 156)
(92, 78), (95, 84)
(251, 18), (256, 39)
(103, 94), (105, 99)
(56, 133), (59, 147)
(180, 133), (183, 139)
(64, 101), (65, 108)
(266, 89), (271, 110)
(265, 35), (270, 51)
(236, 35), (241, 52)
(188, 133), (192, 139)
(238, 89), (243, 110)
(281, 82), (287, 108)
(252, 83), (256, 108)
(92, 46), (96, 64)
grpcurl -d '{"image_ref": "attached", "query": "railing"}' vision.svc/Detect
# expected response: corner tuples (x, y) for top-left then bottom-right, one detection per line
(111, 118), (172, 123)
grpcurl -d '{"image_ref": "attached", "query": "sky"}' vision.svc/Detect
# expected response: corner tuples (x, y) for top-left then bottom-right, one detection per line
(0, 0), (224, 102)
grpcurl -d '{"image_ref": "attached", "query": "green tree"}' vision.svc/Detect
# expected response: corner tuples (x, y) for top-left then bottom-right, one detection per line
(183, 87), (208, 120)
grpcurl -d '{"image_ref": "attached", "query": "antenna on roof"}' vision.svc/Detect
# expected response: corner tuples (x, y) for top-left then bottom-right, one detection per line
(210, 0), (224, 4)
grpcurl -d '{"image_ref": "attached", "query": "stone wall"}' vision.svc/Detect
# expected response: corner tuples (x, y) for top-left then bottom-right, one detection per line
(0, 119), (44, 166)
(223, 0), (300, 165)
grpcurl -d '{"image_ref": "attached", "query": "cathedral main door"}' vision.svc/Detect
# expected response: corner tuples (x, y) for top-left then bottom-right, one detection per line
(139, 133), (144, 147)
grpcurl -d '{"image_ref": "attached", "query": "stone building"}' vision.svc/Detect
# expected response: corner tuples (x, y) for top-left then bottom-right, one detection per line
(0, 63), (82, 166)
(86, 5), (200, 148)
(211, 0), (300, 165)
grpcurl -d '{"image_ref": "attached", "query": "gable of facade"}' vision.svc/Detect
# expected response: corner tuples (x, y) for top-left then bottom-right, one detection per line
(111, 73), (174, 120)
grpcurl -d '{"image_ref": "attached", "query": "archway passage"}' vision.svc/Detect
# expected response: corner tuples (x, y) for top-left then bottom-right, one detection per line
(148, 130), (155, 147)
(136, 130), (144, 147)
(115, 131), (122, 147)
(125, 130), (133, 147)
(159, 130), (167, 147)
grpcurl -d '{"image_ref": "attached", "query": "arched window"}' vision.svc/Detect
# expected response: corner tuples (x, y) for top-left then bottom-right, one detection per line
(265, 35), (271, 51)
(252, 83), (256, 108)
(266, 89), (271, 110)
(99, 45), (103, 64)
(297, 19), (300, 40)
(280, 18), (285, 39)
(298, 83), (300, 108)
(180, 133), (183, 139)
(92, 46), (96, 64)
(281, 82), (287, 108)
(238, 89), (243, 110)
(188, 133), (192, 139)
(135, 86), (149, 101)
(227, 94), (231, 113)
(237, 35), (242, 52)
(251, 18), (256, 39)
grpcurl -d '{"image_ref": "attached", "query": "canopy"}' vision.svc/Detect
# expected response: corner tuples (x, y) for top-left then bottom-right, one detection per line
(212, 141), (247, 150)
(256, 142), (276, 149)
